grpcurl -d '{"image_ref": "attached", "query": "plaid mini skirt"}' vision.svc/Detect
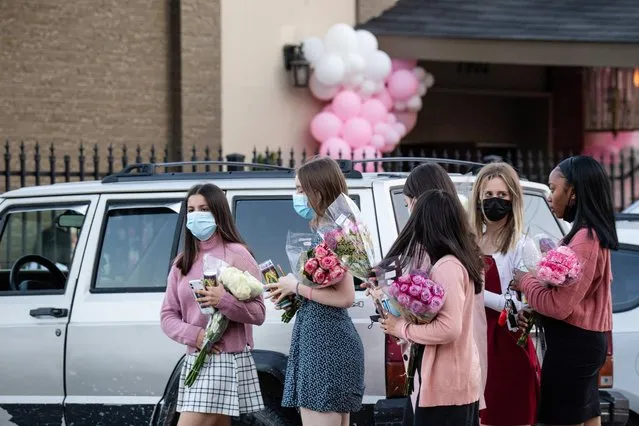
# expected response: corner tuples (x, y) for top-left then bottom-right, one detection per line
(177, 347), (264, 417)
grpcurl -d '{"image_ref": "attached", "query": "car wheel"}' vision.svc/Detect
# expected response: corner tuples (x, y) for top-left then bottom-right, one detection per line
(628, 413), (639, 426)
(234, 397), (299, 426)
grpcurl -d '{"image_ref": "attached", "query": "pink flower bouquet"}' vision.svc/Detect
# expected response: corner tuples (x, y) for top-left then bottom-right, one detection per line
(535, 245), (581, 287)
(385, 271), (446, 324)
(286, 232), (346, 288)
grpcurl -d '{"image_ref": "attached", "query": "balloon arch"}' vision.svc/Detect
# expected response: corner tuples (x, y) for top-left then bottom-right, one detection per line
(303, 23), (433, 172)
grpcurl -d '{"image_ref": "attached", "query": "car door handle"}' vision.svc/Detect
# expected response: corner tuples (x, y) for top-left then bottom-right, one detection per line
(29, 307), (69, 318)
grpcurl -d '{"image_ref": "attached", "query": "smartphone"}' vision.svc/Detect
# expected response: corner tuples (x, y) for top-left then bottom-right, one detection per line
(189, 279), (215, 315)
(259, 260), (292, 309)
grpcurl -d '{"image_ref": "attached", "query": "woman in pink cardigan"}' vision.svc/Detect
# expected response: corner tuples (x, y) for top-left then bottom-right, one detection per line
(379, 189), (485, 426)
(512, 156), (618, 426)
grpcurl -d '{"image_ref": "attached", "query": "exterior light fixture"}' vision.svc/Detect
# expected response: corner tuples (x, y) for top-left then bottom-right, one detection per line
(283, 44), (310, 88)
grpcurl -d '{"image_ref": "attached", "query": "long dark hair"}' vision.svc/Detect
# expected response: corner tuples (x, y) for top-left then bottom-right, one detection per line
(403, 163), (457, 199)
(175, 183), (250, 275)
(384, 190), (484, 294)
(558, 156), (618, 249)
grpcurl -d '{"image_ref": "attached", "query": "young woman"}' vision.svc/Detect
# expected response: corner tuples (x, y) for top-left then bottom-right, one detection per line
(468, 162), (540, 426)
(512, 156), (618, 426)
(375, 163), (488, 421)
(379, 189), (484, 426)
(160, 183), (266, 426)
(265, 157), (365, 426)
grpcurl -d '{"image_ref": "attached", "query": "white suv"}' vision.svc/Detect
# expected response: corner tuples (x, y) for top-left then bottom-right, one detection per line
(0, 159), (628, 426)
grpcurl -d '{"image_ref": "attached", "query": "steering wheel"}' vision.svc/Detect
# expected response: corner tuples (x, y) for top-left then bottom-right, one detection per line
(9, 255), (67, 291)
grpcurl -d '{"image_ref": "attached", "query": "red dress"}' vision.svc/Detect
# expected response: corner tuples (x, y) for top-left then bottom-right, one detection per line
(480, 256), (540, 425)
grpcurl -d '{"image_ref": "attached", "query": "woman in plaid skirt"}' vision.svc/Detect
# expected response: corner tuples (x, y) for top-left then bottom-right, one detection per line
(161, 183), (266, 426)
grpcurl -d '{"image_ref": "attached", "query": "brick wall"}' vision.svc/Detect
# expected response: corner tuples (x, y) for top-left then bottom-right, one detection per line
(0, 0), (222, 190)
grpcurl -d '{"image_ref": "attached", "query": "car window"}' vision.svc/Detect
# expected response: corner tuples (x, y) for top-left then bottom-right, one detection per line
(0, 204), (88, 293)
(93, 202), (181, 292)
(610, 244), (639, 313)
(233, 196), (363, 289)
(391, 187), (564, 241)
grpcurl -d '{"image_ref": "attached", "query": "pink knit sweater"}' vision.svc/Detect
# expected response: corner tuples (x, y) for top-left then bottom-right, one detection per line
(160, 233), (266, 354)
(519, 227), (613, 332)
(392, 255), (481, 407)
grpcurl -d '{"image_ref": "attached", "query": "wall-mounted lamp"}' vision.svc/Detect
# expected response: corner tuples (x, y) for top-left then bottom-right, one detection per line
(283, 44), (310, 88)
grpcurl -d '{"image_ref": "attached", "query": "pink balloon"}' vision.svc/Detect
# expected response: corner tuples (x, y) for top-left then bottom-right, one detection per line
(370, 134), (385, 149)
(360, 99), (388, 125)
(394, 122), (407, 136)
(387, 70), (419, 101)
(372, 88), (393, 111)
(394, 111), (418, 133)
(374, 122), (392, 135)
(332, 90), (362, 121)
(342, 117), (373, 149)
(320, 137), (352, 159)
(310, 112), (343, 143)
(353, 146), (381, 172)
(386, 113), (398, 124)
(322, 104), (334, 112)
(391, 58), (418, 72)
(380, 141), (398, 154)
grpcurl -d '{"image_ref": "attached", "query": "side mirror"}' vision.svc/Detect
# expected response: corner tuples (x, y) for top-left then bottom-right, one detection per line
(57, 214), (84, 229)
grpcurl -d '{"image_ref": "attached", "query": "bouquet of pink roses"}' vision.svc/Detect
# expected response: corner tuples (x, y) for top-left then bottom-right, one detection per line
(515, 233), (582, 347)
(317, 194), (376, 281)
(286, 232), (347, 288)
(385, 271), (446, 324)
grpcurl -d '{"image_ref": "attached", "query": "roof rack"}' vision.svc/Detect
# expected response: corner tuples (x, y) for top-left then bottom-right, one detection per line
(615, 213), (639, 222)
(347, 157), (485, 173)
(102, 161), (295, 183)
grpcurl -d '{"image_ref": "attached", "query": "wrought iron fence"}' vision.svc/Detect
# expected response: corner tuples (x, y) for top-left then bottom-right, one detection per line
(2, 140), (638, 210)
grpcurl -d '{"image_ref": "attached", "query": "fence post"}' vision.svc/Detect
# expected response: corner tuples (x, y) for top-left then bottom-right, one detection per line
(49, 144), (56, 185)
(204, 146), (211, 172)
(64, 155), (71, 182)
(19, 141), (26, 188)
(226, 153), (245, 171)
(4, 140), (11, 191)
(107, 144), (114, 175)
(34, 142), (41, 186)
(78, 143), (85, 181)
(93, 144), (100, 180)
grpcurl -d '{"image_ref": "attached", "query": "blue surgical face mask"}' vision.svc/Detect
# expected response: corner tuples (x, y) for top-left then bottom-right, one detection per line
(293, 194), (315, 220)
(186, 211), (217, 241)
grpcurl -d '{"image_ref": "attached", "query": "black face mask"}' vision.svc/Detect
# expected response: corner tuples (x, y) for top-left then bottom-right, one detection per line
(479, 198), (512, 222)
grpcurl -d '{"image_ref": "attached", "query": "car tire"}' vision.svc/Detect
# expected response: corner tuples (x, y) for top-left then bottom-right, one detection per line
(627, 413), (639, 426)
(234, 397), (298, 426)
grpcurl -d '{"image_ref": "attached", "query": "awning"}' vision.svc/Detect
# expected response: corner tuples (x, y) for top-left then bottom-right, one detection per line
(358, 0), (639, 67)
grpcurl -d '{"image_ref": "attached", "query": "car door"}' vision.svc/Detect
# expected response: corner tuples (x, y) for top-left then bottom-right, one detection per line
(64, 193), (184, 425)
(0, 195), (98, 425)
(228, 188), (387, 402)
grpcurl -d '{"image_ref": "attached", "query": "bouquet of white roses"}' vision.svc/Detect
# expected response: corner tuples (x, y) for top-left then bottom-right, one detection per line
(184, 260), (263, 388)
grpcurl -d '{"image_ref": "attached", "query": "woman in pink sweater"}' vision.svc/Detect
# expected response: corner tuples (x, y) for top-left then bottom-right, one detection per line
(512, 156), (618, 426)
(379, 189), (484, 426)
(160, 183), (266, 426)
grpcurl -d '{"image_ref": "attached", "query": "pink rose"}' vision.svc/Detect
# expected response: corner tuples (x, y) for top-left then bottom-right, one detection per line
(420, 289), (432, 303)
(304, 258), (319, 275)
(389, 283), (401, 298)
(409, 285), (421, 298)
(312, 268), (327, 284)
(314, 244), (329, 259)
(427, 296), (444, 313)
(411, 275), (427, 286)
(397, 293), (411, 308)
(410, 299), (427, 315)
(430, 283), (445, 298)
(397, 275), (411, 285)
(400, 283), (410, 294)
(328, 266), (346, 283)
(319, 255), (339, 270)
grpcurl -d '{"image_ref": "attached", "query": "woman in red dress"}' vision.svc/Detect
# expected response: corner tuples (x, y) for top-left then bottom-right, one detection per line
(468, 163), (540, 426)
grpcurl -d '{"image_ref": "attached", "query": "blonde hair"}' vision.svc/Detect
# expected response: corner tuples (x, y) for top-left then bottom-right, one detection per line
(469, 162), (524, 254)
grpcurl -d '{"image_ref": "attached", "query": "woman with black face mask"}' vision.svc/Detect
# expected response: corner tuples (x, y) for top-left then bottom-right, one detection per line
(468, 162), (540, 426)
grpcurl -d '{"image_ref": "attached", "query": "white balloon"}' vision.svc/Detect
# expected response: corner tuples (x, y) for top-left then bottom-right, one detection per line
(418, 82), (427, 96)
(355, 29), (378, 54)
(375, 80), (386, 94)
(302, 37), (325, 64)
(347, 74), (364, 87)
(412, 66), (427, 82)
(360, 79), (377, 96)
(314, 53), (346, 86)
(324, 23), (358, 54)
(364, 50), (392, 81)
(345, 53), (366, 75)
(394, 101), (407, 112)
(406, 95), (422, 112)
(309, 74), (340, 101)
(424, 72), (435, 88)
